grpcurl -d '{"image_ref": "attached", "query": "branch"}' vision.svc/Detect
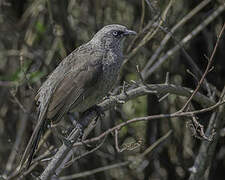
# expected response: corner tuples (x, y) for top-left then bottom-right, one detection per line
(39, 123), (84, 180)
(3, 105), (31, 177)
(187, 22), (225, 180)
(16, 80), (218, 179)
(189, 103), (225, 180)
(73, 99), (225, 147)
(59, 161), (129, 180)
(10, 82), (214, 179)
(142, 0), (212, 77)
(58, 130), (172, 180)
(180, 22), (225, 111)
(122, 0), (173, 65)
(143, 3), (225, 78)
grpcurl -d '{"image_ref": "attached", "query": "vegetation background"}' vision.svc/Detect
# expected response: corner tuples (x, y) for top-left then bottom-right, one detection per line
(0, 0), (225, 179)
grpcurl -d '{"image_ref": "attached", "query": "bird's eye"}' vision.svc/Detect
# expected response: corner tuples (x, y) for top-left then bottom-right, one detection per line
(112, 31), (119, 37)
(112, 30), (123, 37)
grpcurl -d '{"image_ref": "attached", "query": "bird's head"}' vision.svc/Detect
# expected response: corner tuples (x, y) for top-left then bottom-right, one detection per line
(90, 24), (136, 50)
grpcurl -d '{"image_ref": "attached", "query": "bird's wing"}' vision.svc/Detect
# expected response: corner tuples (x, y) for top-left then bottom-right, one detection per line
(47, 52), (103, 123)
(18, 99), (49, 170)
(18, 46), (104, 169)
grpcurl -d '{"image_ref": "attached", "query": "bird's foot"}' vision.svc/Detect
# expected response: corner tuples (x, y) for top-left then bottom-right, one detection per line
(67, 112), (84, 141)
(61, 122), (84, 147)
(67, 112), (79, 127)
(76, 122), (84, 141)
(61, 136), (74, 148)
(109, 95), (125, 104)
(91, 105), (105, 119)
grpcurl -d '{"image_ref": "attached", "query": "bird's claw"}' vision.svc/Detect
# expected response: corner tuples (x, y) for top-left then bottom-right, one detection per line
(76, 122), (84, 141)
(92, 105), (105, 119)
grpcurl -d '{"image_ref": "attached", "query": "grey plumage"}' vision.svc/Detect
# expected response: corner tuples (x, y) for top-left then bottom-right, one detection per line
(19, 24), (136, 169)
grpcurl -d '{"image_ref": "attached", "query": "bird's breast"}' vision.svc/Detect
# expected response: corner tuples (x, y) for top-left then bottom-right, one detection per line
(101, 52), (123, 92)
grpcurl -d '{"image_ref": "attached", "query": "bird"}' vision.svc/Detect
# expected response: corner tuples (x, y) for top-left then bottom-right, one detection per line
(19, 24), (136, 169)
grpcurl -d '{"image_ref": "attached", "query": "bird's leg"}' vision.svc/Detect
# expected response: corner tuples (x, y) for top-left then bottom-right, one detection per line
(67, 112), (79, 126)
(67, 112), (84, 141)
(62, 106), (105, 148)
(91, 105), (105, 120)
(104, 92), (125, 105)
(78, 105), (104, 128)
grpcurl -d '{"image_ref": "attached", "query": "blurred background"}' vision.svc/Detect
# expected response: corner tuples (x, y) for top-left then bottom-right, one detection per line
(0, 0), (225, 179)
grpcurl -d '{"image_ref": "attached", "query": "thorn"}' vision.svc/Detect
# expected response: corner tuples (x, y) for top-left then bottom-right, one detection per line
(122, 81), (128, 96)
(158, 93), (170, 102)
(208, 66), (214, 73)
(165, 72), (170, 85)
(203, 54), (210, 61)
(186, 69), (199, 82)
(136, 65), (145, 84)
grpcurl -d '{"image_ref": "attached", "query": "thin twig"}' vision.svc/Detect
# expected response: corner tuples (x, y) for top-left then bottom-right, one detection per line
(180, 22), (225, 112)
(63, 135), (107, 169)
(115, 129), (126, 152)
(139, 0), (145, 31)
(189, 100), (225, 180)
(73, 99), (225, 147)
(59, 161), (130, 180)
(35, 82), (218, 179)
(140, 130), (172, 157)
(143, 4), (225, 78)
(3, 105), (31, 178)
(59, 130), (172, 180)
(123, 0), (173, 65)
(142, 0), (212, 77)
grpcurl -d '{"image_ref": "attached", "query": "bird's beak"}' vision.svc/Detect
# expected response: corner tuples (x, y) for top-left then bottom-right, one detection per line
(124, 29), (137, 36)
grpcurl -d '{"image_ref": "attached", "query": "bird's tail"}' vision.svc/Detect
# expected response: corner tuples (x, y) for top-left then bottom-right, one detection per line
(18, 104), (48, 171)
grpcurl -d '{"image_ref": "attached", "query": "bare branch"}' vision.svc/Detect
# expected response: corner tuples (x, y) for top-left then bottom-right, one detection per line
(143, 3), (225, 78)
(180, 22), (225, 111)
